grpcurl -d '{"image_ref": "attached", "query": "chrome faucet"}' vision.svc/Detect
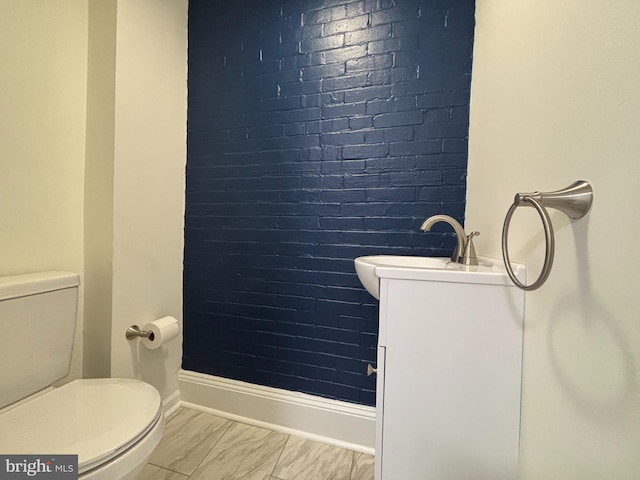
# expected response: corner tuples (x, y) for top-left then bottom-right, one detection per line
(420, 215), (480, 266)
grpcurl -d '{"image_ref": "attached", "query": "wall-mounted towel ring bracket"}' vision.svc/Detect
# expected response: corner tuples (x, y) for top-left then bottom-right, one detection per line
(502, 180), (593, 291)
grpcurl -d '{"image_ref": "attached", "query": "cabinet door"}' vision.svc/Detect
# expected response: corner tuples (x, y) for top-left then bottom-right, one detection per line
(381, 278), (523, 480)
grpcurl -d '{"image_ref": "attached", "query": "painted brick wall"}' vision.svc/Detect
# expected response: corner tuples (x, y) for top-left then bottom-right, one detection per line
(184, 0), (475, 406)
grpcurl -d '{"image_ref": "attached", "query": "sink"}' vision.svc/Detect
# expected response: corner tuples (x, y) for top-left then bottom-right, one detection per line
(354, 256), (452, 300)
(355, 255), (519, 300)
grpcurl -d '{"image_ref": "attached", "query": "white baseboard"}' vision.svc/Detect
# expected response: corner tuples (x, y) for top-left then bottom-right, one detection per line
(162, 388), (181, 418)
(178, 369), (375, 454)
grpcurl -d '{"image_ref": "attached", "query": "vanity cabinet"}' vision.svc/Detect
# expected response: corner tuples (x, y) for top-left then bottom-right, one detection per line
(372, 260), (525, 480)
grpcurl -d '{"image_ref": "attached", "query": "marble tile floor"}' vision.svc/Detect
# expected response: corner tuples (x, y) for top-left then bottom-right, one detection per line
(138, 407), (374, 480)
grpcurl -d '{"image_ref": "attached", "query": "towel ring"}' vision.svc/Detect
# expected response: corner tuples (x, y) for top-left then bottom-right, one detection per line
(501, 180), (593, 291)
(502, 196), (554, 291)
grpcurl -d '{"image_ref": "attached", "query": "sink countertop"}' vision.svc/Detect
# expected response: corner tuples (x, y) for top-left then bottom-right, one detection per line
(372, 256), (526, 286)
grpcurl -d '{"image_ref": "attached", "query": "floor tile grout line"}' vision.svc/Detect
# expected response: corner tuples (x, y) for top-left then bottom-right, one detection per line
(186, 417), (235, 478)
(147, 462), (186, 476)
(348, 449), (356, 480)
(269, 431), (292, 478)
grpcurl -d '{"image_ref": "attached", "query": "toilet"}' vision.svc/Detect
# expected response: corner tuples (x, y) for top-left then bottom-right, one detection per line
(0, 271), (164, 480)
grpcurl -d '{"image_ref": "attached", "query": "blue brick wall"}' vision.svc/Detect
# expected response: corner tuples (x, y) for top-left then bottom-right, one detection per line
(184, 0), (475, 406)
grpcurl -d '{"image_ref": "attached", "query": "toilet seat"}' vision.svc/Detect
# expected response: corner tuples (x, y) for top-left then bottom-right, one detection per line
(0, 378), (162, 475)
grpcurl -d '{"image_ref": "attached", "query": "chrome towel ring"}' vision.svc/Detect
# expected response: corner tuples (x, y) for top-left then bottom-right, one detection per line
(501, 180), (593, 291)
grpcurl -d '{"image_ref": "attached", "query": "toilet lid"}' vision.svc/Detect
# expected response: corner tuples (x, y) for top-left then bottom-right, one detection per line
(0, 378), (162, 474)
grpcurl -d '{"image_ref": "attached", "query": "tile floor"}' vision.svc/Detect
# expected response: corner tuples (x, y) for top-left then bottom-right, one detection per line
(138, 407), (374, 480)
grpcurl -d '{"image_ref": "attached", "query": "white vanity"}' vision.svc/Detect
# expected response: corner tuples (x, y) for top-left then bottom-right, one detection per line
(355, 256), (525, 480)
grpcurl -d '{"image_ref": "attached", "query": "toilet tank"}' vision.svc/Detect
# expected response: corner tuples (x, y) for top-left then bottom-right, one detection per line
(0, 271), (80, 409)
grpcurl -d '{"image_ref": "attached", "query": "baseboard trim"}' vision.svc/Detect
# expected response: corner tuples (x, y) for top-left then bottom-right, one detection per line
(162, 388), (181, 418)
(178, 369), (375, 454)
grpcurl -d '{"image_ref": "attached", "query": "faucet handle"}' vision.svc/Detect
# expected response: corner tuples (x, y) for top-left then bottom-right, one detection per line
(461, 231), (480, 266)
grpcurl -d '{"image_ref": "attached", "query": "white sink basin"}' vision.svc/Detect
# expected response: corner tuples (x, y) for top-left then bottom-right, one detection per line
(355, 255), (453, 300)
(355, 255), (522, 300)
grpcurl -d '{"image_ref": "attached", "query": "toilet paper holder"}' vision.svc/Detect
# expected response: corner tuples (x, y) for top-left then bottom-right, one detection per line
(125, 325), (154, 341)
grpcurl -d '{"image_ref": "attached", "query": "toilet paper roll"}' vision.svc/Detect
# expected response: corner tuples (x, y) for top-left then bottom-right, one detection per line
(142, 316), (179, 350)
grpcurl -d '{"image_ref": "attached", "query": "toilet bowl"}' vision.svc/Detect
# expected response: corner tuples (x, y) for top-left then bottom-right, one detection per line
(0, 379), (163, 480)
(0, 272), (165, 479)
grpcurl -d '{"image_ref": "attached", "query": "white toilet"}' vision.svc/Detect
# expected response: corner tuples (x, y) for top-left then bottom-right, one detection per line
(0, 271), (164, 480)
